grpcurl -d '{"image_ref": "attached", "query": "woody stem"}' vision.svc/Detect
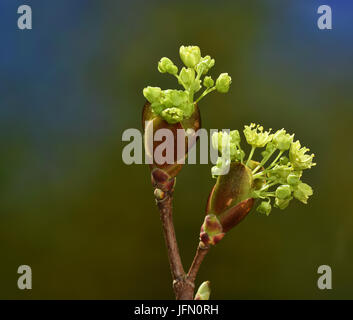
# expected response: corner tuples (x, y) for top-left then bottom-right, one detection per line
(187, 242), (210, 283)
(155, 188), (194, 300)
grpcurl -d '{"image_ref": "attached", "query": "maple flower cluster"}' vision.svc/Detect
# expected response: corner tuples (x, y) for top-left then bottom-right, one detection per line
(211, 123), (316, 215)
(143, 45), (232, 124)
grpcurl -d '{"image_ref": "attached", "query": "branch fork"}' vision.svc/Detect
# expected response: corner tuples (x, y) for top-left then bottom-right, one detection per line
(152, 173), (209, 300)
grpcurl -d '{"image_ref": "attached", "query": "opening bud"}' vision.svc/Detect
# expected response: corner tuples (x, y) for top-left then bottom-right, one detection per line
(179, 45), (201, 68)
(195, 281), (211, 300)
(216, 73), (232, 93)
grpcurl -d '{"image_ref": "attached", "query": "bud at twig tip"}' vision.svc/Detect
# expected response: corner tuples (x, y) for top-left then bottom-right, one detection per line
(154, 188), (165, 201)
(195, 281), (211, 300)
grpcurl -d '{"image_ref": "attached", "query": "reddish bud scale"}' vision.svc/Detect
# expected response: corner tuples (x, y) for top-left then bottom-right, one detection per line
(200, 162), (257, 245)
(218, 198), (254, 232)
(206, 162), (253, 215)
(200, 214), (225, 246)
(142, 101), (201, 180)
(151, 168), (176, 194)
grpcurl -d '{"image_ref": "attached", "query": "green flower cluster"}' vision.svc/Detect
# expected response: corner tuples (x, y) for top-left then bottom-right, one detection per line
(211, 123), (316, 215)
(143, 46), (232, 124)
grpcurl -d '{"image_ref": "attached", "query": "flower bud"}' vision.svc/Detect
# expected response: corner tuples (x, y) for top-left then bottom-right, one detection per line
(151, 169), (175, 191)
(161, 107), (184, 124)
(205, 162), (255, 235)
(256, 201), (272, 216)
(168, 64), (178, 75)
(211, 156), (230, 177)
(191, 79), (201, 93)
(287, 171), (302, 185)
(142, 101), (201, 180)
(261, 142), (276, 159)
(143, 86), (162, 103)
(229, 130), (241, 145)
(272, 129), (294, 151)
(279, 156), (289, 165)
(199, 214), (225, 246)
(179, 67), (195, 88)
(154, 188), (165, 200)
(178, 102), (194, 118)
(275, 197), (292, 209)
(216, 73), (232, 93)
(150, 102), (164, 115)
(275, 185), (292, 200)
(158, 57), (178, 75)
(195, 281), (211, 300)
(212, 130), (242, 159)
(203, 76), (214, 88)
(208, 162), (253, 214)
(293, 182), (313, 204)
(267, 165), (291, 184)
(167, 90), (189, 107)
(196, 55), (215, 75)
(179, 45), (201, 68)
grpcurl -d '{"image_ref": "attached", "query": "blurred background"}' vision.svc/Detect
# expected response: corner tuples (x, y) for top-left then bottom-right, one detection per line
(0, 0), (352, 299)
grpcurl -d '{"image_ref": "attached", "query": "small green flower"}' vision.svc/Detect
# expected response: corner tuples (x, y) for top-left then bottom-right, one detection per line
(143, 86), (162, 103)
(159, 90), (173, 108)
(179, 67), (195, 88)
(229, 130), (241, 146)
(150, 102), (164, 115)
(289, 140), (316, 170)
(256, 201), (272, 216)
(179, 45), (201, 68)
(196, 55), (215, 75)
(144, 45), (232, 124)
(212, 131), (228, 153)
(158, 57), (178, 75)
(160, 107), (184, 124)
(244, 123), (273, 148)
(272, 129), (294, 151)
(261, 141), (276, 159)
(215, 73), (232, 93)
(293, 182), (313, 204)
(191, 79), (202, 93)
(211, 131), (222, 151)
(229, 131), (245, 162)
(275, 196), (292, 210)
(210, 123), (316, 218)
(164, 90), (189, 107)
(212, 130), (244, 162)
(275, 185), (292, 200)
(267, 165), (292, 184)
(178, 102), (194, 118)
(279, 156), (289, 165)
(211, 156), (230, 177)
(203, 76), (214, 88)
(287, 171), (302, 185)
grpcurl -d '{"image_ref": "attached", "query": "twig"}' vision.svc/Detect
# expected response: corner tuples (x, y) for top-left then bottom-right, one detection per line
(155, 187), (195, 300)
(187, 242), (210, 283)
(153, 172), (209, 300)
(157, 194), (185, 281)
